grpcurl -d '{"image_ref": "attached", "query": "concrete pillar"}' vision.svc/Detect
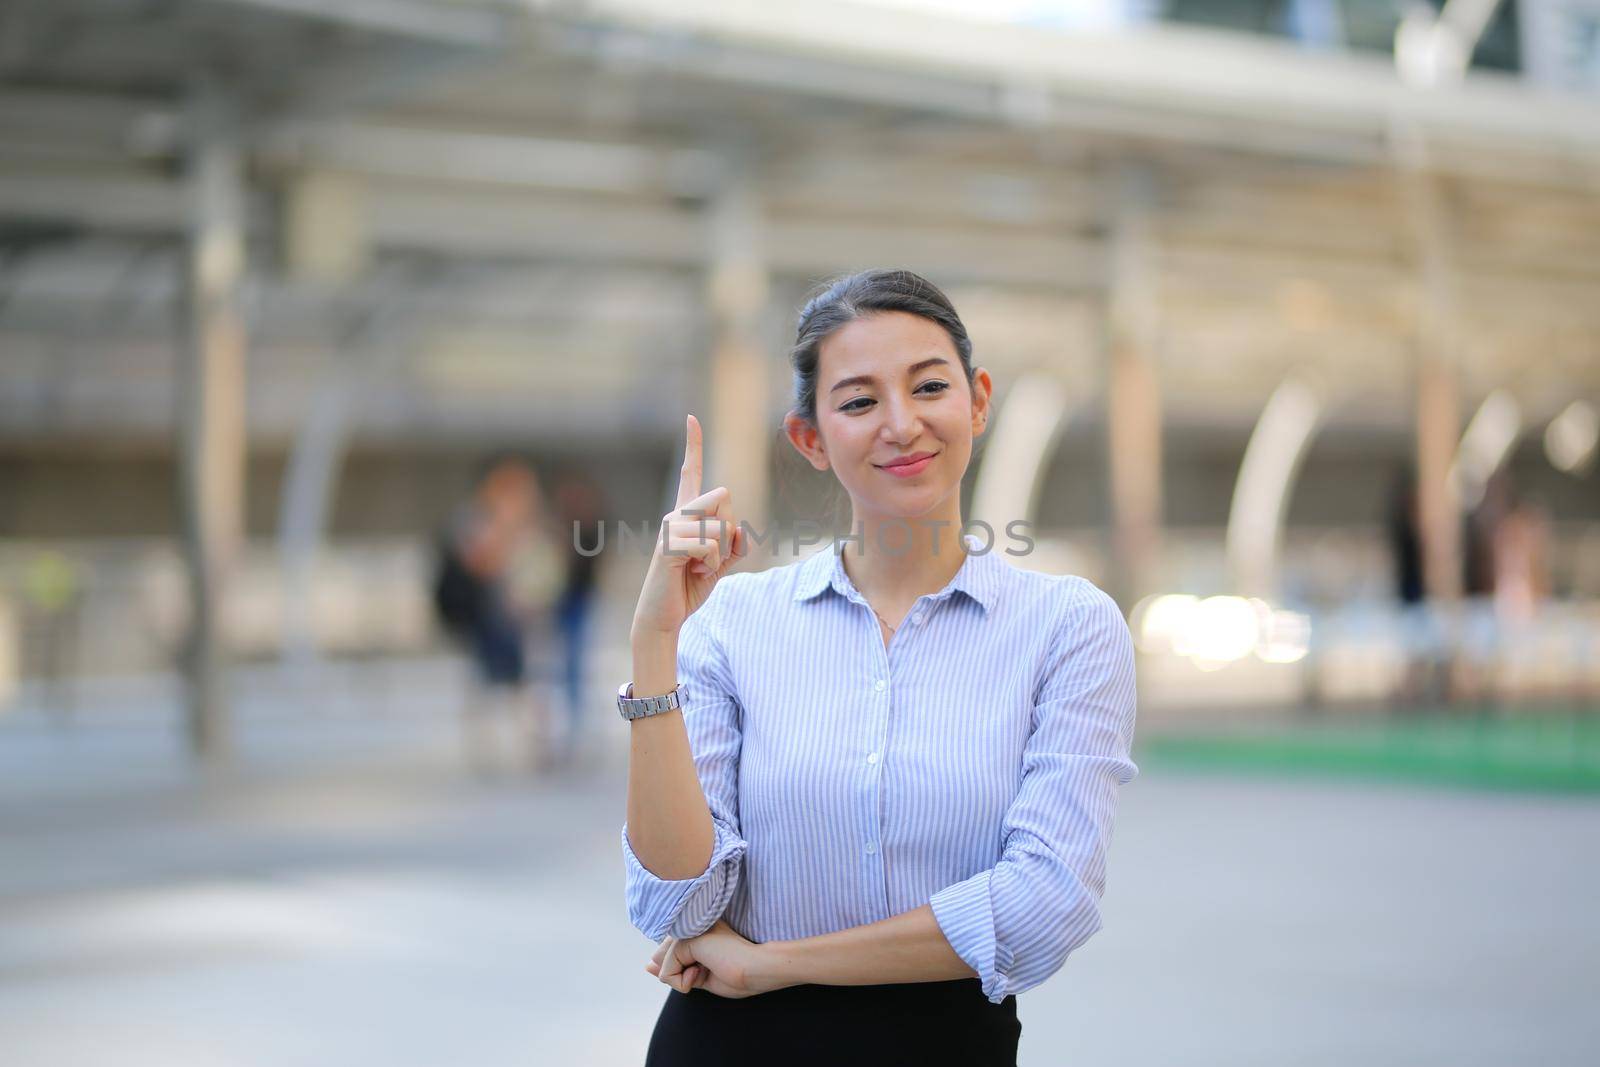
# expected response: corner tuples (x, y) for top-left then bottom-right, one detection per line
(1103, 164), (1164, 607)
(1389, 1), (1502, 606)
(1416, 346), (1463, 602)
(705, 158), (772, 543)
(1396, 132), (1464, 604)
(176, 82), (248, 762)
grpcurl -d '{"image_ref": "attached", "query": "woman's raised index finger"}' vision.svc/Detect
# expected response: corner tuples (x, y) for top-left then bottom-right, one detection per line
(675, 413), (702, 509)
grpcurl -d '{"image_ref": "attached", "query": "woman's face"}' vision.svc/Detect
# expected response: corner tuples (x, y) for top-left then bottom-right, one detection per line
(483, 463), (537, 527)
(788, 310), (991, 522)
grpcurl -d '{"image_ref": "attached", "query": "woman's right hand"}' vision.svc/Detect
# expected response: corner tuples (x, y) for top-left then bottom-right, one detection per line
(632, 414), (748, 640)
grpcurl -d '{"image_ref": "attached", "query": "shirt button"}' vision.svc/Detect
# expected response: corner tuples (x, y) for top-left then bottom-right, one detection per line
(867, 752), (879, 765)
(873, 679), (886, 692)
(911, 612), (924, 624)
(865, 842), (878, 855)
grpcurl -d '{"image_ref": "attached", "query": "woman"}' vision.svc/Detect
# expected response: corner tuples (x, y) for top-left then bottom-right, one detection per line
(432, 453), (545, 773)
(621, 269), (1138, 1065)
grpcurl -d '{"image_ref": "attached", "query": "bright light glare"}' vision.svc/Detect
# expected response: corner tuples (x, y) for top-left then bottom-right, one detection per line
(1180, 596), (1261, 663)
(1256, 608), (1312, 663)
(1132, 594), (1199, 655)
(1136, 592), (1311, 667)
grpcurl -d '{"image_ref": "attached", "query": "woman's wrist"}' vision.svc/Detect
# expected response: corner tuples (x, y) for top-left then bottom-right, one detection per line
(750, 938), (807, 992)
(740, 907), (971, 991)
(630, 619), (679, 649)
(629, 628), (679, 700)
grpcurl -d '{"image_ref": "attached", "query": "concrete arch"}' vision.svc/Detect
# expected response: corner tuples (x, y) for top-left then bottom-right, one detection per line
(970, 371), (1075, 544)
(277, 287), (417, 670)
(1226, 376), (1324, 599)
(1226, 378), (1525, 600)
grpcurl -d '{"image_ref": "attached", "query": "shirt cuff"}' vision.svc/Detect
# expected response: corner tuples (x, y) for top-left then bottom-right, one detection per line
(621, 818), (747, 941)
(929, 869), (1015, 1004)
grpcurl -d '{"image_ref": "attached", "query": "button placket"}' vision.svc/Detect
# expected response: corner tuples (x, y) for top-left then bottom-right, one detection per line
(859, 601), (891, 872)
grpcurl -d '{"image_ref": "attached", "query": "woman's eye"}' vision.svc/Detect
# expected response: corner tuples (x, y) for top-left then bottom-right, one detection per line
(839, 381), (948, 414)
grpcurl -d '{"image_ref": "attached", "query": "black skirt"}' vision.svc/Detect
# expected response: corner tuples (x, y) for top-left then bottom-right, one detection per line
(644, 976), (1020, 1066)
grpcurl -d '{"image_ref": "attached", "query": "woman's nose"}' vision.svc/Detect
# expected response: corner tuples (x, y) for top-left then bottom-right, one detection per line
(880, 394), (923, 442)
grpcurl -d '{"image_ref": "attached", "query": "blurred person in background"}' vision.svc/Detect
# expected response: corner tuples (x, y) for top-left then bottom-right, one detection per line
(1386, 464), (1425, 609)
(552, 474), (606, 770)
(1491, 484), (1552, 701)
(1463, 470), (1506, 601)
(623, 269), (1137, 1065)
(23, 549), (83, 720)
(1387, 463), (1440, 709)
(1493, 485), (1551, 625)
(432, 452), (550, 776)
(1459, 469), (1513, 704)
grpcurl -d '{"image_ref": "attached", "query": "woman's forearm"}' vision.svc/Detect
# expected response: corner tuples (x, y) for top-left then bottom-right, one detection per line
(752, 904), (974, 989)
(625, 628), (715, 880)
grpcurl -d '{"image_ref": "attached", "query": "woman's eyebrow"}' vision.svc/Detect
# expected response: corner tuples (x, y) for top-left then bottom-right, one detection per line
(830, 357), (950, 395)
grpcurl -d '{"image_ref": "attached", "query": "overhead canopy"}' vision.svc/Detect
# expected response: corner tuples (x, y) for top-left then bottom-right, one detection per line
(2, 0), (1598, 444)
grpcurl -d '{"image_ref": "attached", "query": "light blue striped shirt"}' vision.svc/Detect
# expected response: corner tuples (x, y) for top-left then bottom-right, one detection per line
(621, 533), (1139, 1004)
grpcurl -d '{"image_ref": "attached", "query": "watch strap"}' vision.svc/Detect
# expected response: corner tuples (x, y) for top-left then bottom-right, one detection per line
(617, 680), (684, 721)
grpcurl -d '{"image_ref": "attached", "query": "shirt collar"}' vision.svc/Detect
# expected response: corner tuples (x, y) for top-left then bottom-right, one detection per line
(792, 532), (1000, 615)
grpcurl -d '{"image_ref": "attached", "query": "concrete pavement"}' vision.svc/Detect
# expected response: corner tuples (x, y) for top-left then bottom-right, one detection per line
(2, 669), (1596, 1065)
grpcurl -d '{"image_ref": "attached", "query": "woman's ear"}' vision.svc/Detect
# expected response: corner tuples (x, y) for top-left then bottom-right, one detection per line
(783, 412), (830, 472)
(970, 367), (994, 437)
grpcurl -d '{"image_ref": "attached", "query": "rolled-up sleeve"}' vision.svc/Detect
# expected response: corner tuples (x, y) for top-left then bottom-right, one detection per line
(928, 578), (1139, 1003)
(621, 585), (749, 942)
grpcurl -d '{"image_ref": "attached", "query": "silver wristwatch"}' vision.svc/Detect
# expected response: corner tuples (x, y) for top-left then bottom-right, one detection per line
(617, 680), (685, 721)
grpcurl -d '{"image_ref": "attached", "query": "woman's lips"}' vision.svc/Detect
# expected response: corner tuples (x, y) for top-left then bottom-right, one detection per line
(877, 453), (936, 478)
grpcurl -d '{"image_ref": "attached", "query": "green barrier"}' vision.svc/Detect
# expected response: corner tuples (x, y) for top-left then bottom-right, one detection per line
(1139, 709), (1600, 793)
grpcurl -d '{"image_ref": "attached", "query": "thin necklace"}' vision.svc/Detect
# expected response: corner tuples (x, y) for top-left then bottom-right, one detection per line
(844, 554), (898, 634)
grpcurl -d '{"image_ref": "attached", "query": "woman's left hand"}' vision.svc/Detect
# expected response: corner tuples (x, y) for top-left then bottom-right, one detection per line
(645, 920), (788, 999)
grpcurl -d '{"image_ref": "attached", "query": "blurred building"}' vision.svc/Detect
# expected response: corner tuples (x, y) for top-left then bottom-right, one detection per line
(1, 0), (1597, 725)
